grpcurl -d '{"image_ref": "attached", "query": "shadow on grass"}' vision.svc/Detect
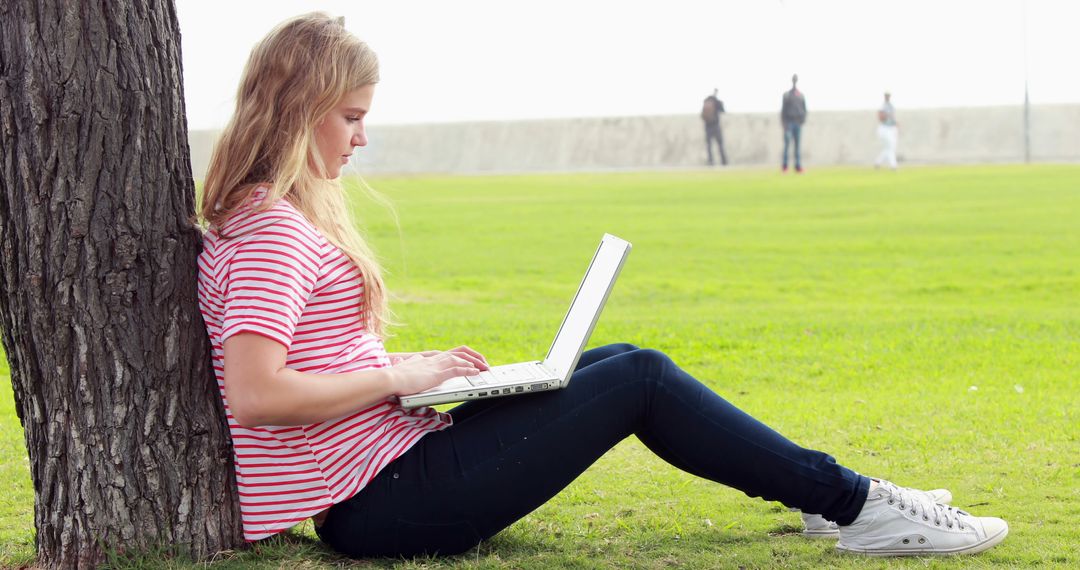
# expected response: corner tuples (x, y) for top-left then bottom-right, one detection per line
(36, 520), (860, 569)
(84, 505), (840, 569)
(97, 530), (364, 570)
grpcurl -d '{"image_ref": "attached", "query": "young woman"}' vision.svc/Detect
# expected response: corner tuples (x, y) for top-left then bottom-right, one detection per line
(196, 13), (1008, 559)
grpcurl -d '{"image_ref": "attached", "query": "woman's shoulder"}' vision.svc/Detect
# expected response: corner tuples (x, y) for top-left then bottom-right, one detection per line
(200, 200), (326, 272)
(215, 188), (324, 244)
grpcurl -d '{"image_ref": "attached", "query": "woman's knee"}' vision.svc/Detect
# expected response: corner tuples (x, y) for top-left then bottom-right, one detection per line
(622, 348), (676, 378)
(630, 347), (669, 369)
(577, 343), (642, 370)
(606, 342), (640, 354)
(575, 348), (677, 392)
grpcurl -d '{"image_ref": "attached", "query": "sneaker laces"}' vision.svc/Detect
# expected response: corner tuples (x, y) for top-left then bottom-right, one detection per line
(880, 481), (968, 530)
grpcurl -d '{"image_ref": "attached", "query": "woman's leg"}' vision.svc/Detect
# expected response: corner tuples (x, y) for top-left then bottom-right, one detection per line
(317, 346), (868, 558)
(574, 342), (640, 368)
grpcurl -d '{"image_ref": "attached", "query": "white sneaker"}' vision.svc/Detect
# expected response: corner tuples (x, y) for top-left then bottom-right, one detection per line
(801, 512), (840, 538)
(800, 486), (952, 539)
(837, 480), (1008, 556)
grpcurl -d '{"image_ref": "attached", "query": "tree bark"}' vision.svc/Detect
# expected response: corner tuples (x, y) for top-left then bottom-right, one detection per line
(0, 0), (242, 567)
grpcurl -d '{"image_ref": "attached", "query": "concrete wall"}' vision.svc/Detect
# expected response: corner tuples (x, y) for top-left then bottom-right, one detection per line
(188, 104), (1080, 178)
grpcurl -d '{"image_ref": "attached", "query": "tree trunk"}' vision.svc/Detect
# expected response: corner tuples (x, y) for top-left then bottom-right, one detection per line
(0, 1), (243, 567)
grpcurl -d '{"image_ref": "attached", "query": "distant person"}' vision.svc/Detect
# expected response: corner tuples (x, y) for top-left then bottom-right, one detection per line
(875, 92), (899, 170)
(701, 88), (728, 166)
(781, 74), (807, 173)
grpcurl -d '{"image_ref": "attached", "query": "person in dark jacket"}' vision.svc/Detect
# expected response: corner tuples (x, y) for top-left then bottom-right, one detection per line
(781, 74), (807, 173)
(701, 88), (728, 166)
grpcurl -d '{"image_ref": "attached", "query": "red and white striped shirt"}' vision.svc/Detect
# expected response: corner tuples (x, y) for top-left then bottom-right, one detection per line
(197, 189), (450, 541)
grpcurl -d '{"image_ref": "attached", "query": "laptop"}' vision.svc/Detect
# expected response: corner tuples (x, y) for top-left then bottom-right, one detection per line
(399, 234), (632, 408)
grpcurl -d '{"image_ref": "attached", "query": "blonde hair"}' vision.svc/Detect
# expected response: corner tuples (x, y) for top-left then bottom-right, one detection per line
(200, 12), (391, 336)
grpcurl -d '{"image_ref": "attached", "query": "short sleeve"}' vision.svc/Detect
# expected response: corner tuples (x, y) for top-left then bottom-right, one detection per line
(220, 225), (322, 348)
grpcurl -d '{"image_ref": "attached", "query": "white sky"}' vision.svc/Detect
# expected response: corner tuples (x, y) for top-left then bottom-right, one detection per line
(177, 0), (1078, 129)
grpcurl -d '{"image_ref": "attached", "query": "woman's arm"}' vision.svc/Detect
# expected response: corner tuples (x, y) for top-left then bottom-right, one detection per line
(224, 333), (485, 427)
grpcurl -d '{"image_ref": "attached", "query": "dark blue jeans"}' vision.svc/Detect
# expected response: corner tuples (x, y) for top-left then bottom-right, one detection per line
(782, 123), (802, 169)
(316, 344), (870, 558)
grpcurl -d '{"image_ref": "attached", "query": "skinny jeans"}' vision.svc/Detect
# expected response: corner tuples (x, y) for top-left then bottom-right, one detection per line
(316, 344), (870, 558)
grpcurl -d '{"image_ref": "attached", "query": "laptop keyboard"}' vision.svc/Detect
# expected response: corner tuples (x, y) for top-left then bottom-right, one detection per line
(410, 361), (556, 397)
(466, 363), (546, 386)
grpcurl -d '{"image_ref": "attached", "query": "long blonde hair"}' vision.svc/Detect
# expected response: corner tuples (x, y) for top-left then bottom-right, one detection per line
(200, 12), (390, 336)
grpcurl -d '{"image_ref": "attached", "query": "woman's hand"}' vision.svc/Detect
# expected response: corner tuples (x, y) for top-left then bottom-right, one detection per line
(386, 346), (491, 396)
(387, 351), (440, 365)
(389, 352), (479, 396)
(443, 345), (490, 370)
(389, 346), (489, 369)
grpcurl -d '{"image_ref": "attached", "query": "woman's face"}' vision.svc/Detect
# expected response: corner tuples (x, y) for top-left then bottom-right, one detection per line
(314, 84), (375, 179)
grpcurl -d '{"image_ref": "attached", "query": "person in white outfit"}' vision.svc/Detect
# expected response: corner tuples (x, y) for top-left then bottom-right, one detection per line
(875, 92), (899, 169)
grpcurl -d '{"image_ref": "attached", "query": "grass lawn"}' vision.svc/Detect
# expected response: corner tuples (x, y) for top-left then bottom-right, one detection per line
(2, 164), (1078, 568)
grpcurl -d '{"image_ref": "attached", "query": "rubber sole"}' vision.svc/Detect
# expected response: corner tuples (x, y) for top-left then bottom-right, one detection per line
(802, 529), (840, 540)
(835, 523), (1009, 557)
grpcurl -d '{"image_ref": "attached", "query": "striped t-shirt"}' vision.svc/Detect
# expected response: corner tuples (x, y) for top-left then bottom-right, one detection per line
(196, 188), (450, 541)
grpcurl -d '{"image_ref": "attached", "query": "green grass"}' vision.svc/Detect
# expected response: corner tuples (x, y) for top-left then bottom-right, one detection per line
(2, 165), (1078, 568)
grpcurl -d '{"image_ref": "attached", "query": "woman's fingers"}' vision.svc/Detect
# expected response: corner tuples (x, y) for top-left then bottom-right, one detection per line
(455, 353), (487, 371)
(397, 346), (488, 370)
(453, 345), (486, 361)
(443, 353), (480, 372)
(421, 353), (476, 375)
(394, 351), (487, 394)
(394, 355), (480, 394)
(446, 345), (489, 369)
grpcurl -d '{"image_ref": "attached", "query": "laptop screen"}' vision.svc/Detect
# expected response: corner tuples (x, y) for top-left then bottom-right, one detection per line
(543, 234), (631, 380)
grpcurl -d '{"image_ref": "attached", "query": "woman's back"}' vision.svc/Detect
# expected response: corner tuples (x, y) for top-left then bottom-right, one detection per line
(197, 188), (449, 540)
